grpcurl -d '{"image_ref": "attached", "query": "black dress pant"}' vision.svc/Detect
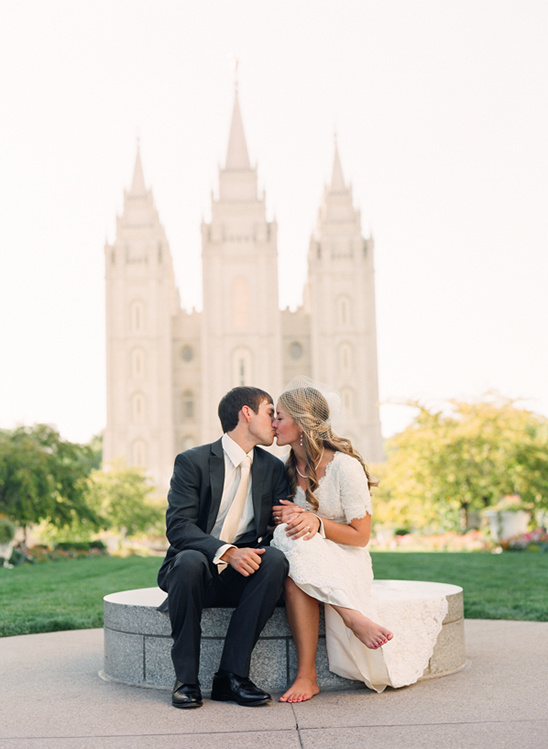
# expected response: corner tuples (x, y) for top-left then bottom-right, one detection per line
(162, 546), (289, 683)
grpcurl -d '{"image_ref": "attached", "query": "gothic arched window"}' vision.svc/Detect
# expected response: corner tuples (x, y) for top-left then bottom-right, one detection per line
(130, 300), (145, 334)
(337, 296), (351, 327)
(132, 392), (145, 425)
(181, 390), (195, 420)
(181, 345), (194, 363)
(132, 439), (146, 467)
(232, 347), (253, 387)
(341, 387), (354, 417)
(289, 341), (303, 360)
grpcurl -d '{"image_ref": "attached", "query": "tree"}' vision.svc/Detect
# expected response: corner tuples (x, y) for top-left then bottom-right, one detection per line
(373, 395), (548, 533)
(0, 424), (101, 535)
(85, 461), (163, 539)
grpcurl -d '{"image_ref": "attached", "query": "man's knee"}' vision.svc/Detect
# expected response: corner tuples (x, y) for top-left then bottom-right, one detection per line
(260, 546), (289, 578)
(169, 549), (211, 589)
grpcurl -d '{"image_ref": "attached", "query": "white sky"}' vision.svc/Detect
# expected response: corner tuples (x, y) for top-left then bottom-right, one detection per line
(1, 0), (547, 444)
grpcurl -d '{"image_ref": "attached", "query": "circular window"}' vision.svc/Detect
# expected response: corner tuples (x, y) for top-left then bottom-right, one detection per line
(181, 346), (194, 363)
(289, 342), (303, 360)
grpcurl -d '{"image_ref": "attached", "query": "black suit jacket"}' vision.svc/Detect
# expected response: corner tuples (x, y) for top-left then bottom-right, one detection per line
(157, 438), (289, 590)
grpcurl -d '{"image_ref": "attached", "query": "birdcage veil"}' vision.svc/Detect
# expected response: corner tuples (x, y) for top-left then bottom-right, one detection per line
(280, 376), (376, 500)
(280, 375), (342, 437)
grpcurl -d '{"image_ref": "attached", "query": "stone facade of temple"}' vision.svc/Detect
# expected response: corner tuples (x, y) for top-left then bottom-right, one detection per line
(104, 89), (383, 490)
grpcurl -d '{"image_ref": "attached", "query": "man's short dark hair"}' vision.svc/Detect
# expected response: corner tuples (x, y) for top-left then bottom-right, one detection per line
(218, 386), (273, 432)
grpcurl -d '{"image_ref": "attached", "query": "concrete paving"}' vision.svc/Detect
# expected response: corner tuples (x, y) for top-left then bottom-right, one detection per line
(1, 620), (547, 748)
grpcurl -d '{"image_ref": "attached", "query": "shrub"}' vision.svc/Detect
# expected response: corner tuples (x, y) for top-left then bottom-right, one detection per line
(55, 540), (107, 552)
(0, 517), (16, 544)
(12, 543), (108, 564)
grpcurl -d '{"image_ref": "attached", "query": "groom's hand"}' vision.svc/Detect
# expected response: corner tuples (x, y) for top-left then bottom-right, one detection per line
(221, 547), (265, 577)
(273, 499), (304, 525)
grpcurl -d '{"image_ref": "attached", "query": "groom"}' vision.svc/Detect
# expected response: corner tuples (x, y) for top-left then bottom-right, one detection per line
(157, 386), (289, 709)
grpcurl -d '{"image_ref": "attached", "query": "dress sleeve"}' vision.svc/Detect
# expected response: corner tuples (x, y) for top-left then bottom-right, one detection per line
(338, 453), (373, 522)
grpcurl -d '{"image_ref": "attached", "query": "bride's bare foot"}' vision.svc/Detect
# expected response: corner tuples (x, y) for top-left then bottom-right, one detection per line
(279, 676), (320, 703)
(339, 608), (393, 649)
(354, 617), (393, 649)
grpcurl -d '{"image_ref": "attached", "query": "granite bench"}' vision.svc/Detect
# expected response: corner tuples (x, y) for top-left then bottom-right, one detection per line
(101, 580), (466, 692)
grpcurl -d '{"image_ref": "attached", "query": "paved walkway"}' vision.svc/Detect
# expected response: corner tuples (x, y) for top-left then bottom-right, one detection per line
(1, 620), (547, 748)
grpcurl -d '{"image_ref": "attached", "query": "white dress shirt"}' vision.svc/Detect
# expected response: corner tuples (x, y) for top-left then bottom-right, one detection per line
(212, 434), (255, 565)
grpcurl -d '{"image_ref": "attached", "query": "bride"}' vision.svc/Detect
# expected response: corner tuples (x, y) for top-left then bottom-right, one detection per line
(271, 379), (446, 703)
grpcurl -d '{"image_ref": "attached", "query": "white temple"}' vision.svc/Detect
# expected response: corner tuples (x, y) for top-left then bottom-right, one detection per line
(104, 87), (383, 491)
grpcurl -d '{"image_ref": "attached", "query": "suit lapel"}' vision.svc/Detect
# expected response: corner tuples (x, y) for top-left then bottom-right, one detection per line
(251, 448), (267, 532)
(207, 439), (225, 532)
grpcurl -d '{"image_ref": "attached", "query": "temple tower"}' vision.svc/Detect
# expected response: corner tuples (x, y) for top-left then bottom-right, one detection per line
(103, 145), (180, 487)
(305, 141), (383, 462)
(103, 94), (385, 490)
(199, 85), (283, 440)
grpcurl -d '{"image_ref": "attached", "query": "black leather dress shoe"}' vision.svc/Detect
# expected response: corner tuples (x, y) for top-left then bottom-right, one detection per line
(211, 670), (271, 706)
(172, 680), (203, 709)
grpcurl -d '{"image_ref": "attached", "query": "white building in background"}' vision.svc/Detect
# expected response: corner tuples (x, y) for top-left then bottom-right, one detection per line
(104, 87), (383, 491)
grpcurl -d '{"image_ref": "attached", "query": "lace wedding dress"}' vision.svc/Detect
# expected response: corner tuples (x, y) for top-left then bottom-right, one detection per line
(271, 452), (448, 692)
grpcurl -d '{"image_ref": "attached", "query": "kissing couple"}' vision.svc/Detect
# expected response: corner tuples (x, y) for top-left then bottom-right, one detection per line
(158, 378), (444, 708)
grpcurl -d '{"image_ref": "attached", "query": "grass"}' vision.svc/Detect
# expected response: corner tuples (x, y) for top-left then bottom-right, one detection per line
(372, 551), (548, 622)
(1, 551), (547, 637)
(0, 555), (161, 637)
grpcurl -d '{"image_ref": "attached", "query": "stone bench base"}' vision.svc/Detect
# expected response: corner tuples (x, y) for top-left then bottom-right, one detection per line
(101, 580), (466, 692)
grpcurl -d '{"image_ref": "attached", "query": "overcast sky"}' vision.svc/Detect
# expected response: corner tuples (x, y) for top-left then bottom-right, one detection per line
(1, 0), (547, 444)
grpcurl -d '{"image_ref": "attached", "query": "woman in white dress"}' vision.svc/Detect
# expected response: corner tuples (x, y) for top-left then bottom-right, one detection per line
(271, 381), (446, 703)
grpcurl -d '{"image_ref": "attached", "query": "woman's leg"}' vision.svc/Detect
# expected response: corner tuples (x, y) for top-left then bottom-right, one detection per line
(280, 577), (321, 703)
(331, 604), (393, 649)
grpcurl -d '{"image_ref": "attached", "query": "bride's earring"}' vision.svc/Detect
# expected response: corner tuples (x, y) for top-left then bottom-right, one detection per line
(299, 433), (304, 447)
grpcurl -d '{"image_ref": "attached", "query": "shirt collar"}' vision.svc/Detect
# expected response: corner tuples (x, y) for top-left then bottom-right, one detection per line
(222, 433), (254, 468)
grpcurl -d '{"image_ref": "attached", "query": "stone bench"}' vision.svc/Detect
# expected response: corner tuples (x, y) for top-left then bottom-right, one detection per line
(101, 580), (466, 692)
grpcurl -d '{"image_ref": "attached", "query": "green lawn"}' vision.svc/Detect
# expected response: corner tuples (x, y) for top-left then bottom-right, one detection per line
(0, 556), (160, 637)
(372, 551), (548, 622)
(1, 552), (547, 637)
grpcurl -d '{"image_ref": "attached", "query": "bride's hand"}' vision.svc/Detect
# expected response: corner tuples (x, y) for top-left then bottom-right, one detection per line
(285, 510), (320, 541)
(272, 499), (304, 525)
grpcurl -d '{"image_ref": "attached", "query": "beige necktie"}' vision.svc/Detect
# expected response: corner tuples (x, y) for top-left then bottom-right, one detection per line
(220, 455), (252, 544)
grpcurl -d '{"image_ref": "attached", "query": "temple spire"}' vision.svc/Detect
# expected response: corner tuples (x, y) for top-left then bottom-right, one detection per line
(331, 135), (346, 192)
(130, 140), (147, 195)
(225, 67), (250, 171)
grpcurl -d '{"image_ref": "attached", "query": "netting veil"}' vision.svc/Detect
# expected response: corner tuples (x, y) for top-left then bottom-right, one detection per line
(280, 376), (342, 439)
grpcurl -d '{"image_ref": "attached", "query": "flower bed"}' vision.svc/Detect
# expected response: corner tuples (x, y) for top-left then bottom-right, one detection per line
(500, 528), (548, 552)
(8, 542), (108, 566)
(371, 527), (548, 553)
(371, 530), (493, 552)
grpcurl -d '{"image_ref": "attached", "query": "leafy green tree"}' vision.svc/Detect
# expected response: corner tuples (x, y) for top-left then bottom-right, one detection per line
(87, 432), (103, 471)
(373, 395), (548, 533)
(85, 461), (164, 539)
(0, 425), (101, 536)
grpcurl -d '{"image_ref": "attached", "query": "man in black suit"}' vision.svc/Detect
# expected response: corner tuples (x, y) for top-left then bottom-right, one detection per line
(157, 386), (289, 709)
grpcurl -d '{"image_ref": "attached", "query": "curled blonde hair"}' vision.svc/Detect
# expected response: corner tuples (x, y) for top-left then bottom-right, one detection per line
(279, 385), (378, 512)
